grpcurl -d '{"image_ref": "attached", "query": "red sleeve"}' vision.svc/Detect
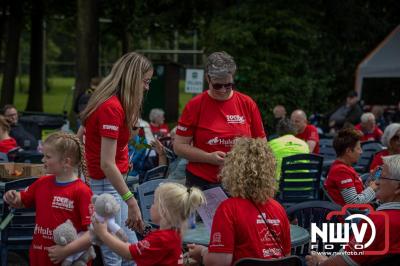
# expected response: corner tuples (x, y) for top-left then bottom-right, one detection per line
(128, 233), (166, 265)
(77, 184), (93, 230)
(19, 177), (43, 208)
(208, 202), (235, 253)
(249, 100), (266, 138)
(369, 154), (382, 171)
(375, 128), (383, 140)
(98, 103), (124, 139)
(332, 168), (358, 190)
(345, 214), (385, 265)
(176, 101), (196, 137)
(308, 126), (319, 142)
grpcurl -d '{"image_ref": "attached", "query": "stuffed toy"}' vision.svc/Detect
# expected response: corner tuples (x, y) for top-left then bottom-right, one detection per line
(89, 193), (128, 245)
(53, 219), (96, 266)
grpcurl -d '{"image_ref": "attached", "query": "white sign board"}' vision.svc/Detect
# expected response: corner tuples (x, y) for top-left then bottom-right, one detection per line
(197, 187), (228, 232)
(185, 69), (204, 94)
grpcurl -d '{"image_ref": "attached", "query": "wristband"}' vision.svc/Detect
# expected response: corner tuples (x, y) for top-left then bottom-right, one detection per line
(122, 191), (134, 202)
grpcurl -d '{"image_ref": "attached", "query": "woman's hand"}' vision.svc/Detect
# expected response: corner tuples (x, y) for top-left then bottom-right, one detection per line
(188, 243), (207, 263)
(48, 245), (67, 264)
(207, 151), (226, 166)
(126, 198), (144, 231)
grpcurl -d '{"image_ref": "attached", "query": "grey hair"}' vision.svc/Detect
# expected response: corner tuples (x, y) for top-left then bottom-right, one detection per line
(382, 155), (400, 180)
(360, 112), (375, 123)
(149, 108), (164, 123)
(205, 51), (237, 80)
(276, 118), (296, 136)
(381, 123), (400, 147)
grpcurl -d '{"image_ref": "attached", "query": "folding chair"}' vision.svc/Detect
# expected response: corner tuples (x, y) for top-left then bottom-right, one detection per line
(136, 178), (165, 224)
(233, 255), (302, 266)
(286, 200), (346, 254)
(0, 177), (38, 266)
(319, 138), (336, 176)
(277, 154), (323, 207)
(141, 165), (168, 183)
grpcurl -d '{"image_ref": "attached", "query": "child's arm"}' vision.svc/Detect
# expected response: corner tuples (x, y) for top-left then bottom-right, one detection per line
(3, 190), (24, 208)
(48, 231), (92, 264)
(92, 217), (132, 260)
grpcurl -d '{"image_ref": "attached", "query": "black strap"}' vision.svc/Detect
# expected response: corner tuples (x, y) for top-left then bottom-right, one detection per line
(251, 201), (285, 254)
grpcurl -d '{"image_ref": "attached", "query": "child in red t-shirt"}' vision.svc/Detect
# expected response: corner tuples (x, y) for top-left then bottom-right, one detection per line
(3, 132), (93, 266)
(92, 182), (205, 266)
(0, 115), (18, 153)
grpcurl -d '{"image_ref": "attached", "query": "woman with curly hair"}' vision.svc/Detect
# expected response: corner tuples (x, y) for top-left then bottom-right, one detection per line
(189, 137), (291, 266)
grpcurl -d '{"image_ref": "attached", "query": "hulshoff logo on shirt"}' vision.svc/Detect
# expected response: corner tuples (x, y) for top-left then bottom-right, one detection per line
(52, 196), (74, 211)
(226, 115), (245, 124)
(34, 224), (53, 240)
(207, 137), (236, 147)
(102, 124), (119, 131)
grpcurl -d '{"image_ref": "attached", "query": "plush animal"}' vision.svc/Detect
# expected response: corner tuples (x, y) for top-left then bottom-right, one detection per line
(89, 193), (128, 245)
(53, 220), (96, 266)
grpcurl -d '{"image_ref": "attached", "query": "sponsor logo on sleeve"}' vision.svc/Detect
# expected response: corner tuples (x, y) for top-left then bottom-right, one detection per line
(102, 124), (119, 131)
(177, 125), (187, 131)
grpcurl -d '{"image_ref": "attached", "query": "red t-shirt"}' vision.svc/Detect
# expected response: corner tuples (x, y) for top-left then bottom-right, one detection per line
(208, 197), (291, 265)
(150, 123), (170, 137)
(20, 175), (93, 266)
(324, 160), (364, 206)
(84, 96), (130, 179)
(129, 229), (183, 266)
(176, 91), (266, 183)
(295, 124), (320, 153)
(355, 124), (383, 142)
(0, 137), (17, 153)
(369, 149), (389, 171)
(344, 207), (400, 265)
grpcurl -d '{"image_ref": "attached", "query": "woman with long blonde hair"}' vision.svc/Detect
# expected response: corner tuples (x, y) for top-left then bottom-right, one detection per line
(79, 52), (153, 266)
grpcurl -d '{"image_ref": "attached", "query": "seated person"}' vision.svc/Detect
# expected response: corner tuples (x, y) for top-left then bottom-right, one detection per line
(370, 123), (400, 171)
(324, 128), (378, 206)
(189, 138), (291, 266)
(355, 112), (383, 142)
(291, 109), (320, 153)
(329, 91), (362, 132)
(149, 108), (170, 138)
(269, 118), (309, 180)
(2, 104), (37, 150)
(307, 155), (400, 266)
(0, 115), (18, 153)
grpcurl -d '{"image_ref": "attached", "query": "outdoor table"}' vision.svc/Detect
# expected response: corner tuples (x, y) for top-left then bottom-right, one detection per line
(183, 223), (310, 249)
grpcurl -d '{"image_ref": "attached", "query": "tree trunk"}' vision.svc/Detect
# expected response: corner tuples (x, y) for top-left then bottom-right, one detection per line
(26, 0), (44, 112)
(0, 0), (23, 106)
(72, 0), (99, 128)
(74, 0), (99, 101)
(0, 1), (8, 61)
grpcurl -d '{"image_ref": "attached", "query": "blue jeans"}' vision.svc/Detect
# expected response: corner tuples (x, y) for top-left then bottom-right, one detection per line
(90, 178), (137, 266)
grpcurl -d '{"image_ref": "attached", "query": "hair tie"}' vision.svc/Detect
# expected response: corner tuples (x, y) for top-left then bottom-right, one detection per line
(187, 187), (192, 194)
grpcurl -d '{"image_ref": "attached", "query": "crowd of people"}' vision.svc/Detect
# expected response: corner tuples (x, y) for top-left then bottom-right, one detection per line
(1, 50), (400, 266)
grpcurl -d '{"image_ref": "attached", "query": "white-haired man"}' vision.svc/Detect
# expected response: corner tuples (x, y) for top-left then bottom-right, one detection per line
(355, 112), (383, 142)
(307, 155), (400, 266)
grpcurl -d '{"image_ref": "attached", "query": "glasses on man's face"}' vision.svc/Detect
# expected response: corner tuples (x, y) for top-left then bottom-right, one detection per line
(211, 82), (235, 90)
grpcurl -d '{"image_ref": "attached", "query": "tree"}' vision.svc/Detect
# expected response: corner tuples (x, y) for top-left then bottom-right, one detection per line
(0, 0), (24, 107)
(26, 0), (45, 111)
(73, 0), (99, 118)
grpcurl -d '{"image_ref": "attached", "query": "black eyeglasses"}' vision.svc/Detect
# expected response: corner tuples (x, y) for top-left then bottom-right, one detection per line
(211, 82), (235, 90)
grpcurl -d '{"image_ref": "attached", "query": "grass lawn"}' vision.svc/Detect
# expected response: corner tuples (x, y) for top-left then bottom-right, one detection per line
(2, 75), (194, 117)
